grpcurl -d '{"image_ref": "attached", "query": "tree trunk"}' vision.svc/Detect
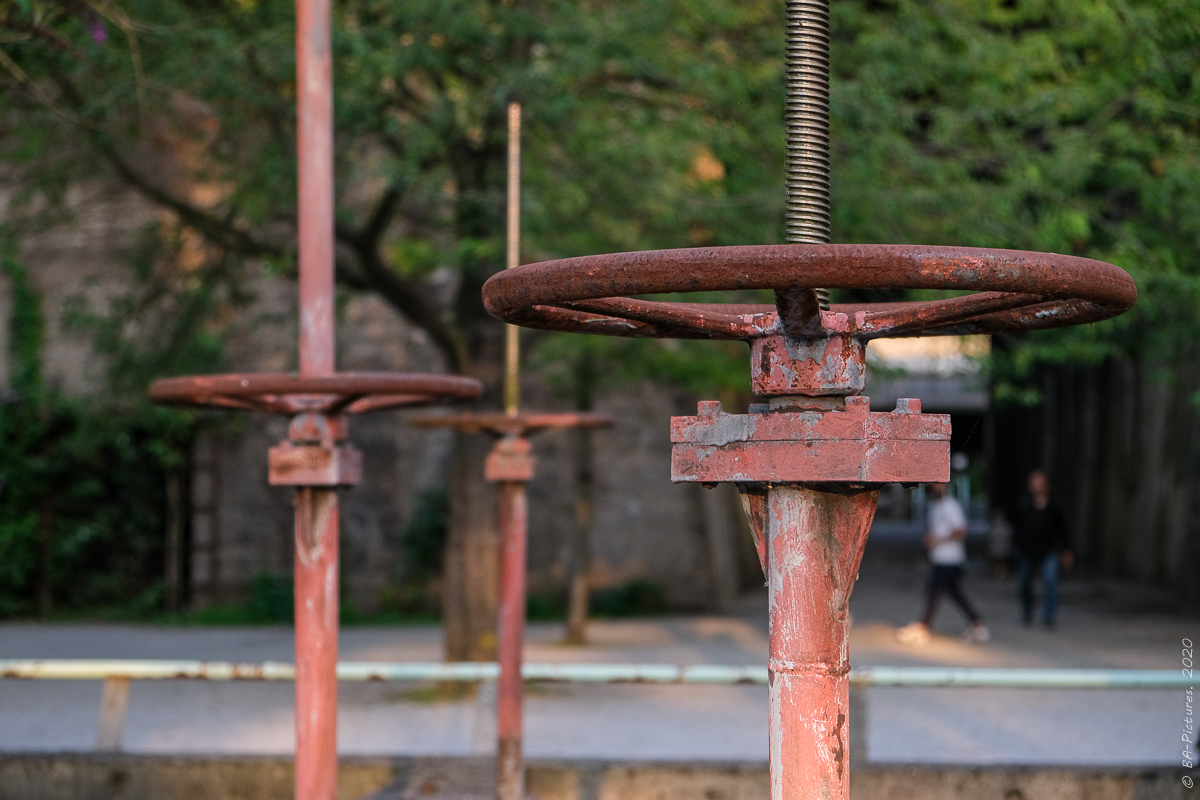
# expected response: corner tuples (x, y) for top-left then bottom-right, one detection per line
(443, 432), (500, 661)
(564, 425), (594, 645)
(700, 483), (744, 612)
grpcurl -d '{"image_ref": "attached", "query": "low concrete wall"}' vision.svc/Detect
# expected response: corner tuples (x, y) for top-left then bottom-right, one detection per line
(0, 755), (1187, 800)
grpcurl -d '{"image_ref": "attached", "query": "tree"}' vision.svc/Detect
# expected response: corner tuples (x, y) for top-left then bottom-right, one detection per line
(827, 0), (1200, 584)
(0, 0), (789, 649)
(0, 0), (787, 369)
(5, 0), (1198, 608)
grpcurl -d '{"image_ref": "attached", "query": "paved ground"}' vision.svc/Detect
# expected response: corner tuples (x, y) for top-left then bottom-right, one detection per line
(1, 537), (1195, 765)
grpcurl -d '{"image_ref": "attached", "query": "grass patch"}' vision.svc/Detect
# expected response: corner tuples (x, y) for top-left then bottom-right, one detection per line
(396, 681), (477, 703)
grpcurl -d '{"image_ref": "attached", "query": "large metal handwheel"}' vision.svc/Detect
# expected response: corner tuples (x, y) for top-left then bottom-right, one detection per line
(482, 244), (1136, 342)
(149, 372), (481, 415)
(150, 371), (482, 487)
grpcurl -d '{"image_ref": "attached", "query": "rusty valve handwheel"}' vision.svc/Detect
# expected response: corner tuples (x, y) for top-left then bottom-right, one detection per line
(483, 244), (1136, 399)
(150, 372), (482, 487)
(149, 372), (482, 415)
(483, 244), (1135, 342)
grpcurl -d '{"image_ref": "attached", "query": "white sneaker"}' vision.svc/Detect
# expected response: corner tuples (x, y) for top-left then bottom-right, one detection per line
(965, 623), (990, 644)
(895, 622), (931, 647)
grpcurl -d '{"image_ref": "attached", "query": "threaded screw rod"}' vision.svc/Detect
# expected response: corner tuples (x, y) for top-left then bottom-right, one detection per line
(784, 0), (831, 309)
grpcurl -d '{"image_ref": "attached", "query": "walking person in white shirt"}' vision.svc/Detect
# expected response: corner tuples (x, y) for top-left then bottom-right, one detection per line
(896, 482), (990, 646)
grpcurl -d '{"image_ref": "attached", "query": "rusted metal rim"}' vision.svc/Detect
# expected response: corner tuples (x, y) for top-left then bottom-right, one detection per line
(410, 411), (616, 436)
(149, 372), (482, 415)
(482, 244), (1137, 340)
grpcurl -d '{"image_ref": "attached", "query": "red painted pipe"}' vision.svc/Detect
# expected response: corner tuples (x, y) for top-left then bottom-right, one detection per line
(766, 486), (878, 800)
(496, 480), (528, 800)
(294, 487), (340, 800)
(296, 0), (335, 380)
(295, 0), (337, 794)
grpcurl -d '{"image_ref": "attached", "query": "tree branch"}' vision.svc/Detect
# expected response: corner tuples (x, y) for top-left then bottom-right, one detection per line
(336, 188), (467, 372)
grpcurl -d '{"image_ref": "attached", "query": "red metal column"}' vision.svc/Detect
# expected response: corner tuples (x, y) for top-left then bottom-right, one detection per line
(486, 433), (535, 800)
(496, 478), (529, 800)
(296, 0), (335, 378)
(766, 486), (877, 800)
(296, 1), (337, 798)
(150, 0), (483, 777)
(294, 486), (339, 800)
(670, 392), (948, 800)
(411, 415), (612, 800)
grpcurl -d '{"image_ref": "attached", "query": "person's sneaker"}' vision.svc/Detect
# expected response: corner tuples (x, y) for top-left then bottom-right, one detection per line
(895, 622), (931, 647)
(965, 622), (991, 644)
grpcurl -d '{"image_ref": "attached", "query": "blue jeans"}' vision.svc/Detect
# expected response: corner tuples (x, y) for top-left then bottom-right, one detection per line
(1018, 553), (1060, 624)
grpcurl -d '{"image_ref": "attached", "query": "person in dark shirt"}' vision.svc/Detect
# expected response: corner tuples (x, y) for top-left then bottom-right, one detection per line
(1014, 469), (1073, 628)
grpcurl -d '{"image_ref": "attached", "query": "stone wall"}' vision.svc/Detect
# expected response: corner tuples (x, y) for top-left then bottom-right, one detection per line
(4, 184), (749, 614)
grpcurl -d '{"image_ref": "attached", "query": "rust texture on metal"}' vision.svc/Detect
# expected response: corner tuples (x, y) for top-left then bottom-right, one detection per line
(268, 443), (363, 487)
(750, 333), (866, 397)
(482, 244), (1136, 340)
(481, 238), (1134, 800)
(672, 398), (949, 485)
(767, 487), (877, 800)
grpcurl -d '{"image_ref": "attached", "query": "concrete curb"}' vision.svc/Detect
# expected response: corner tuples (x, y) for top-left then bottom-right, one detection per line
(0, 754), (1189, 800)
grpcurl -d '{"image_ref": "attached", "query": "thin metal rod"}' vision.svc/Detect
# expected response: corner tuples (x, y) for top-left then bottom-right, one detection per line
(496, 480), (528, 800)
(504, 103), (522, 416)
(2, 660), (1192, 689)
(784, 0), (830, 309)
(294, 487), (339, 800)
(297, 0), (335, 378)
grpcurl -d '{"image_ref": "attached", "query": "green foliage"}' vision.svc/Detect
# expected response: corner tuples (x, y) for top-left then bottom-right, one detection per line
(249, 571), (293, 622)
(525, 592), (565, 621)
(532, 332), (750, 409)
(3, 238), (43, 395)
(401, 486), (450, 580)
(0, 246), (194, 617)
(61, 226), (237, 397)
(591, 578), (667, 617)
(0, 0), (787, 376)
(831, 0), (1200, 374)
(387, 486), (450, 615)
(526, 577), (669, 619)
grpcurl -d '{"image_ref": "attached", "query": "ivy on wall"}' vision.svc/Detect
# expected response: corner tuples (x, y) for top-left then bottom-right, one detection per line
(0, 240), (194, 617)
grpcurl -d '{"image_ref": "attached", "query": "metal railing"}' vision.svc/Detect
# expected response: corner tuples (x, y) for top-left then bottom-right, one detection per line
(3, 660), (1188, 752)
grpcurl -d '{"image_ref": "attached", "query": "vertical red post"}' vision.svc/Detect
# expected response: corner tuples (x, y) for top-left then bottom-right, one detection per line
(496, 478), (528, 800)
(296, 0), (335, 379)
(294, 487), (340, 800)
(766, 486), (878, 800)
(295, 1), (338, 798)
